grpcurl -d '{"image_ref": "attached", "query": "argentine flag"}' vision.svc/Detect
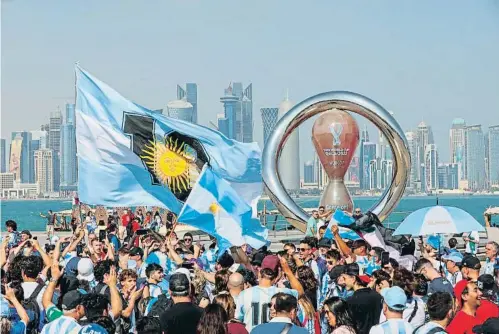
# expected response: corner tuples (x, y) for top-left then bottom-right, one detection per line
(75, 65), (262, 213)
(323, 209), (362, 240)
(177, 165), (269, 250)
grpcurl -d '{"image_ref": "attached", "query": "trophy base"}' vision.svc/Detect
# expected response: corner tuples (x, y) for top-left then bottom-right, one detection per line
(319, 180), (354, 214)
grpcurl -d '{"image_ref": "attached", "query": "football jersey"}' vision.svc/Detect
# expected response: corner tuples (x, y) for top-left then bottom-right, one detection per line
(235, 286), (298, 331)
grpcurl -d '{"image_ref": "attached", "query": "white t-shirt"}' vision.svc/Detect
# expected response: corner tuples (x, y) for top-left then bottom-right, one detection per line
(235, 286), (299, 331)
(465, 231), (479, 254)
(22, 281), (46, 311)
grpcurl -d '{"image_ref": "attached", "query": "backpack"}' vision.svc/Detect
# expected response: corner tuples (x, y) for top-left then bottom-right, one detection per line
(145, 294), (173, 317)
(22, 283), (45, 334)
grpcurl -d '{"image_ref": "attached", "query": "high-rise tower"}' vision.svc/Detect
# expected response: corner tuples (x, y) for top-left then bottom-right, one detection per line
(177, 83), (198, 123)
(278, 94), (300, 191)
(465, 125), (486, 190)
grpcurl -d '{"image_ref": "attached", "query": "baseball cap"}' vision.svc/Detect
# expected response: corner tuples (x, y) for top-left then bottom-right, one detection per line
(79, 324), (108, 334)
(342, 263), (360, 277)
(462, 256), (481, 270)
(381, 286), (408, 311)
(329, 265), (346, 282)
(426, 235), (440, 250)
(261, 255), (280, 272)
(169, 272), (190, 295)
(61, 290), (84, 310)
(442, 252), (464, 264)
(174, 268), (192, 287)
(454, 279), (470, 306)
(129, 247), (144, 258)
(318, 238), (332, 248)
(472, 318), (499, 334)
(477, 274), (498, 297)
(77, 257), (95, 282)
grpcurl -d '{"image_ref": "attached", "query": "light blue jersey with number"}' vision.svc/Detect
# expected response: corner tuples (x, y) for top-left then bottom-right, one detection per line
(235, 286), (298, 332)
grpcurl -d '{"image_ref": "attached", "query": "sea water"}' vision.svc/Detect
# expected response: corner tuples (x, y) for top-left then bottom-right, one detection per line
(1, 196), (499, 231)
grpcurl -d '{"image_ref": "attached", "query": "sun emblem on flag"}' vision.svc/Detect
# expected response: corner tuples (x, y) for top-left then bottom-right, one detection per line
(209, 202), (219, 214)
(140, 137), (200, 193)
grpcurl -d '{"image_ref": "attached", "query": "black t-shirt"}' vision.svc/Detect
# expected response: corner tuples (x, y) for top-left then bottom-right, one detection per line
(159, 302), (203, 334)
(346, 287), (383, 334)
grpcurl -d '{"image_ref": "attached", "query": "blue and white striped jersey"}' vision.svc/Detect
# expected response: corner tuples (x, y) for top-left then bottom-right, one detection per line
(41, 315), (81, 334)
(369, 319), (414, 334)
(145, 251), (177, 275)
(235, 286), (298, 332)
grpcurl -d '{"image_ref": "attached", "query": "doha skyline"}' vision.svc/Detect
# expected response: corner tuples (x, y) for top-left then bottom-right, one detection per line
(2, 1), (499, 165)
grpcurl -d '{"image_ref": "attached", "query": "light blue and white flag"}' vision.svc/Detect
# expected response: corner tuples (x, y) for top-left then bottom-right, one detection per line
(75, 66), (262, 213)
(323, 209), (361, 240)
(177, 165), (269, 250)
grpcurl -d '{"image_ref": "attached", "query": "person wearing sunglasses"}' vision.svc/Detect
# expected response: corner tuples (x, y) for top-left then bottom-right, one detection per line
(352, 208), (363, 220)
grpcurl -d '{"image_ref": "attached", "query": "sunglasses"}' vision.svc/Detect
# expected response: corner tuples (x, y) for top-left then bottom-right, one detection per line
(354, 211), (361, 214)
(184, 238), (192, 242)
(327, 260), (336, 265)
(298, 248), (310, 252)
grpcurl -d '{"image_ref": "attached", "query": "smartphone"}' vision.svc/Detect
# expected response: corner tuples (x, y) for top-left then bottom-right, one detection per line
(381, 251), (390, 267)
(60, 241), (70, 252)
(99, 230), (107, 242)
(136, 228), (150, 236)
(277, 250), (287, 257)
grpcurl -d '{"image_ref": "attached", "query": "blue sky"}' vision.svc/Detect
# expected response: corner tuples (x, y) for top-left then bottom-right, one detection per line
(2, 0), (499, 166)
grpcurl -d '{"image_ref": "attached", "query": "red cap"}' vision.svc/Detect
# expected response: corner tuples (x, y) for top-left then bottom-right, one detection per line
(359, 275), (371, 284)
(454, 279), (469, 307)
(261, 255), (280, 272)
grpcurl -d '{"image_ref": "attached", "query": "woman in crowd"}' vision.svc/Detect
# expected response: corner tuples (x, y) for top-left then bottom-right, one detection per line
(213, 293), (248, 334)
(197, 303), (229, 334)
(323, 297), (357, 334)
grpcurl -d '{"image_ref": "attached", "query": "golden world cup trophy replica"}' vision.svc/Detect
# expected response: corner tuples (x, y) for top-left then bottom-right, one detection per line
(262, 91), (410, 232)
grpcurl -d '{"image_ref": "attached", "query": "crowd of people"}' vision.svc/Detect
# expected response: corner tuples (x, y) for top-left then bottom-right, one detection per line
(0, 207), (499, 334)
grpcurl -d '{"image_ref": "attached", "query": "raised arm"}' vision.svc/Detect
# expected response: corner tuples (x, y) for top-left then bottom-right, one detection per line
(42, 261), (63, 310)
(107, 266), (123, 319)
(31, 239), (52, 268)
(279, 256), (305, 296)
(331, 225), (352, 257)
(5, 285), (29, 324)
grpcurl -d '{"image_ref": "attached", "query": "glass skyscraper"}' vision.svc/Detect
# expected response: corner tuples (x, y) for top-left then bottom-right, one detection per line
(450, 118), (466, 180)
(10, 131), (32, 183)
(219, 82), (253, 142)
(362, 142), (377, 190)
(425, 144), (439, 190)
(359, 126), (369, 189)
(177, 83), (198, 124)
(260, 107), (279, 146)
(489, 125), (499, 187)
(50, 110), (62, 191)
(465, 125), (485, 190)
(304, 161), (314, 183)
(60, 103), (78, 189)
